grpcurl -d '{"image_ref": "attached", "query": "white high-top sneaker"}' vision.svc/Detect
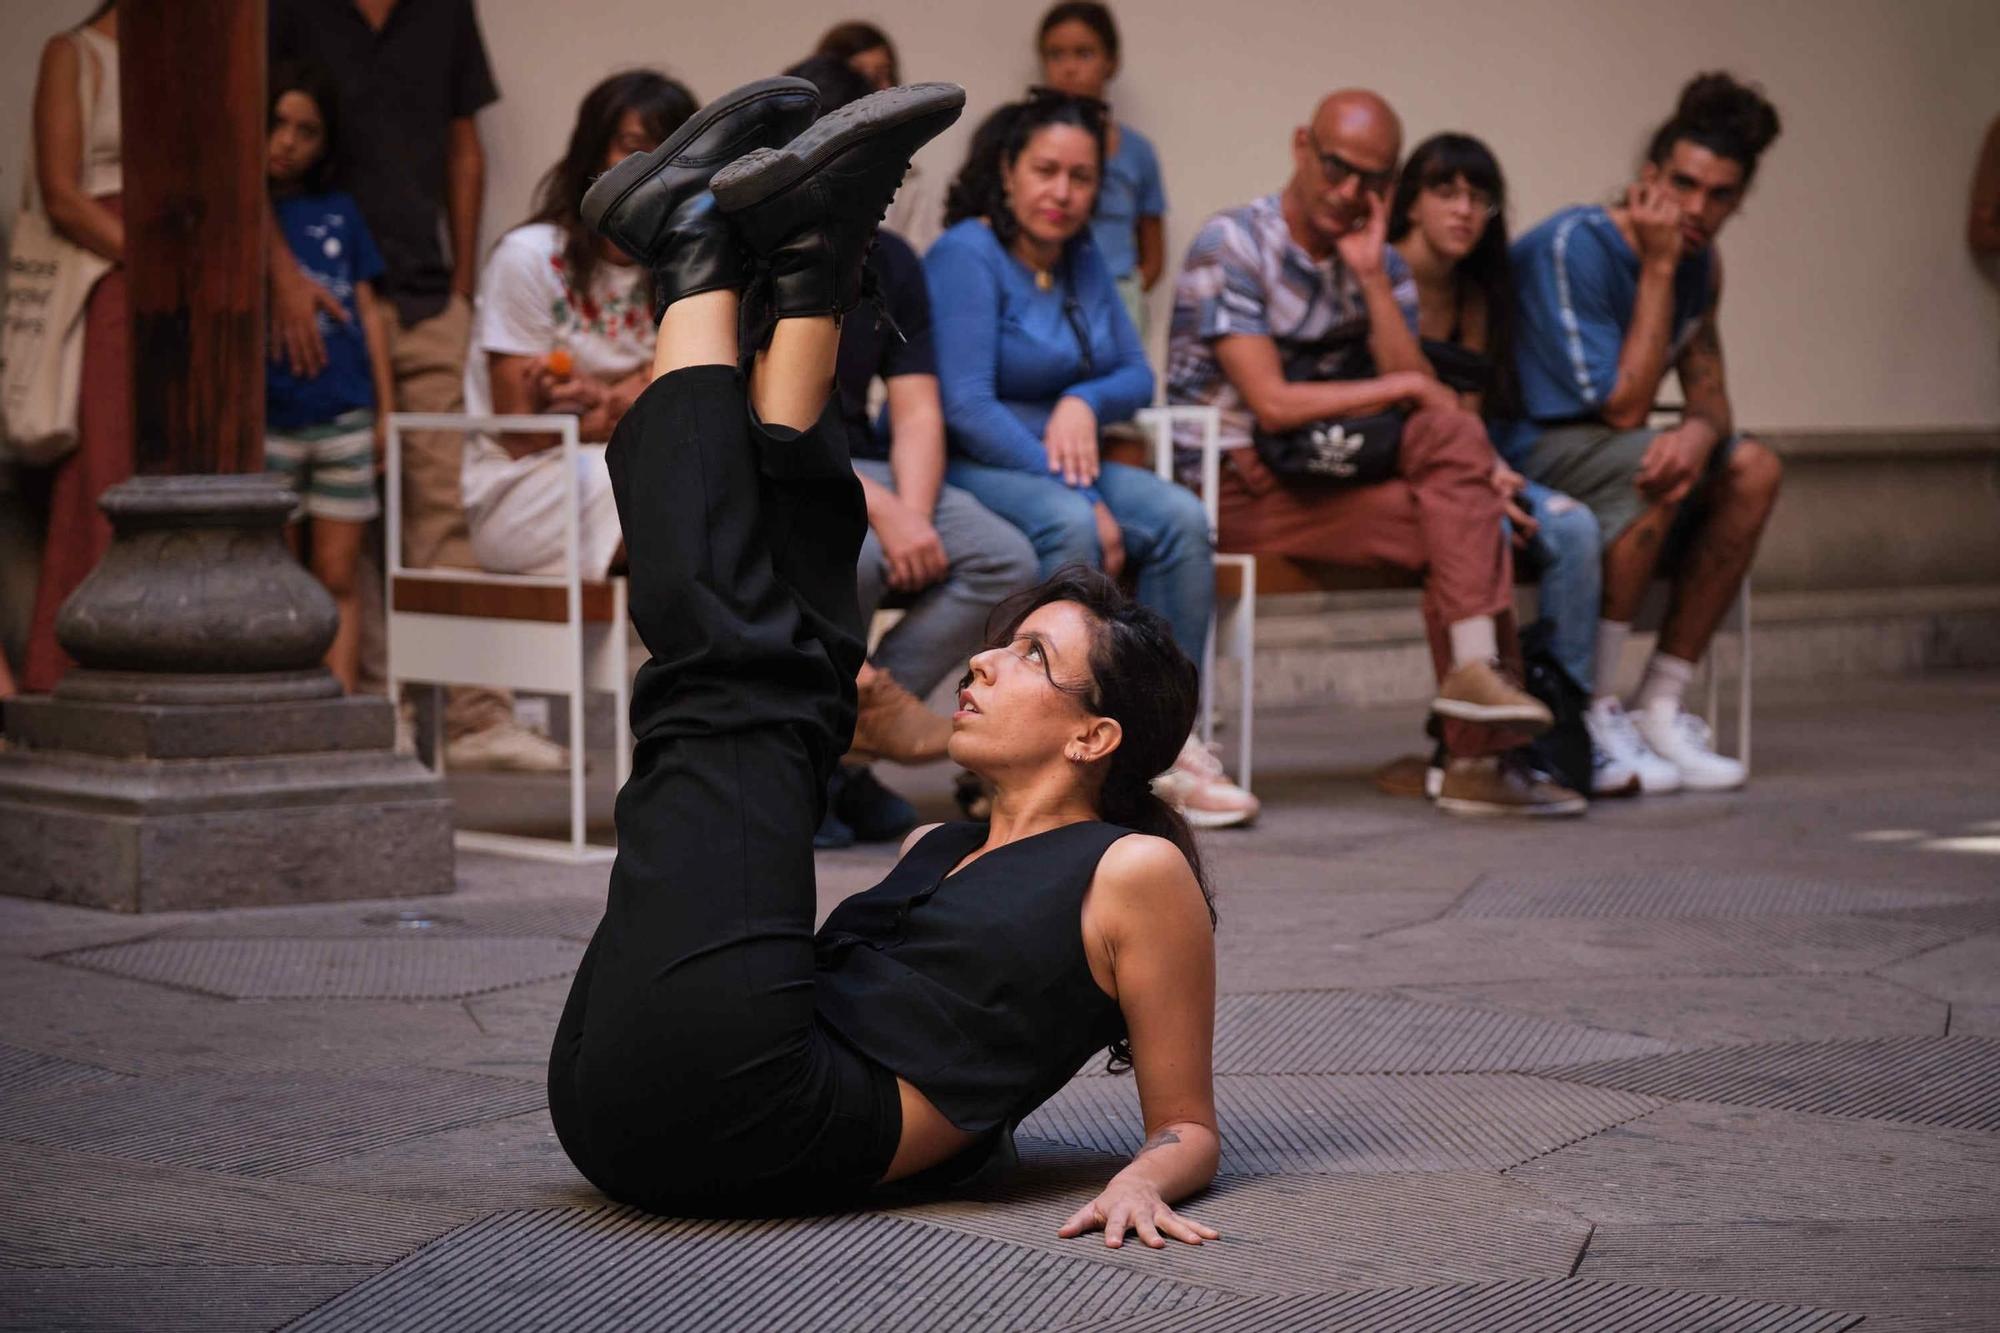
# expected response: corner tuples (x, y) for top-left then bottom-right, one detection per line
(1585, 700), (1681, 795)
(1634, 700), (1747, 791)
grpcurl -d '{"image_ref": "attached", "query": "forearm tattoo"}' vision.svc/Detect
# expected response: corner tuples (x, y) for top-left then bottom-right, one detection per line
(1137, 1129), (1183, 1157)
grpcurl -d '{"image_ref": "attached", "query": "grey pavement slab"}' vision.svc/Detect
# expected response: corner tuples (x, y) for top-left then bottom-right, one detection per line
(1578, 1220), (2000, 1333)
(897, 1137), (1589, 1294)
(1402, 974), (1951, 1046)
(0, 1041), (127, 1098)
(1955, 1005), (2000, 1037)
(0, 1068), (543, 1175)
(278, 1110), (599, 1215)
(1507, 1101), (2000, 1223)
(1550, 1036), (2000, 1131)
(0, 1267), (372, 1333)
(157, 897), (603, 941)
(1081, 1279), (1863, 1332)
(53, 935), (584, 1000)
(1024, 1073), (1661, 1176)
(1195, 989), (1670, 1075)
(0, 1141), (458, 1268)
(1877, 933), (2000, 1006)
(285, 1206), (1221, 1333)
(1449, 868), (1976, 919)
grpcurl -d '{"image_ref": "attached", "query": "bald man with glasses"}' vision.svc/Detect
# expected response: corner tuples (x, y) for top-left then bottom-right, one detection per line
(1166, 90), (1581, 816)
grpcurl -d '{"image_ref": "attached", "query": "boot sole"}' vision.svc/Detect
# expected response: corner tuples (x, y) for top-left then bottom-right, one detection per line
(581, 76), (819, 238)
(710, 82), (965, 213)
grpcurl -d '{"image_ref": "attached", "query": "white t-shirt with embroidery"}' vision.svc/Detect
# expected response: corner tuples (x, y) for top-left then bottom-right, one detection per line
(460, 222), (655, 578)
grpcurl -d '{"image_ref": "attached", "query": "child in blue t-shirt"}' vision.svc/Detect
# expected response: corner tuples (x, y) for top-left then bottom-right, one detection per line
(264, 61), (393, 692)
(1036, 2), (1166, 339)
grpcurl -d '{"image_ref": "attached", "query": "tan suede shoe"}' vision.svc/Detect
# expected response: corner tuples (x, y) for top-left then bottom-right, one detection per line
(1436, 755), (1586, 818)
(1433, 659), (1554, 731)
(847, 667), (951, 766)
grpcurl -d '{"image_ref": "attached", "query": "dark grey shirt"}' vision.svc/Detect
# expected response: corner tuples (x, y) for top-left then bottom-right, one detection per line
(271, 0), (499, 326)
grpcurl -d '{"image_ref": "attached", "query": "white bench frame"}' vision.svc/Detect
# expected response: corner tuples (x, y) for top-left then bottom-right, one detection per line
(385, 412), (631, 863)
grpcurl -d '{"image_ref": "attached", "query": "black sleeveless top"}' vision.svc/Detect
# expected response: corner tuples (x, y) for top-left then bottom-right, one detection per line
(813, 820), (1132, 1141)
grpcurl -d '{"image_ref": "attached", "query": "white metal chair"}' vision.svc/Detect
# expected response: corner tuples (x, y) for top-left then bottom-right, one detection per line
(385, 412), (632, 863)
(1134, 405), (1257, 791)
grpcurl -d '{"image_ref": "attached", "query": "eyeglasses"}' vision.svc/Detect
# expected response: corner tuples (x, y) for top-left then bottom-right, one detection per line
(1309, 136), (1396, 195)
(1424, 180), (1500, 220)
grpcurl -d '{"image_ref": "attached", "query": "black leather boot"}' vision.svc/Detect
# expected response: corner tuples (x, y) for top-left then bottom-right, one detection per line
(710, 83), (964, 319)
(580, 76), (819, 306)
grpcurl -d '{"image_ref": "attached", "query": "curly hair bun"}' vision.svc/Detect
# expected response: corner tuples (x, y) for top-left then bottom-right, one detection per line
(1675, 71), (1782, 156)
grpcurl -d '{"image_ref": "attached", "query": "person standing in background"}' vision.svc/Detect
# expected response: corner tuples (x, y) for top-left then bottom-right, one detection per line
(1971, 114), (2000, 258)
(267, 0), (567, 771)
(813, 19), (945, 252)
(1036, 2), (1165, 342)
(18, 1), (126, 694)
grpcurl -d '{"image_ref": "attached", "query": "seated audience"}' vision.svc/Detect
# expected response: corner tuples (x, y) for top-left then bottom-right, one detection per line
(785, 56), (1039, 847)
(927, 91), (1257, 827)
(1167, 89), (1573, 816)
(461, 71), (696, 581)
(813, 20), (941, 250)
(1505, 72), (1783, 793)
(1035, 2), (1165, 338)
(1387, 132), (1606, 797)
(264, 61), (394, 693)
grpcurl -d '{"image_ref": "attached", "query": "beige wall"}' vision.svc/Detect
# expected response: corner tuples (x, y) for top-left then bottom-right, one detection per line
(5, 0), (1997, 432)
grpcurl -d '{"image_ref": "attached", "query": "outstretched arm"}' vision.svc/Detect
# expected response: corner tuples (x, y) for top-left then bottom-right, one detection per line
(1060, 835), (1221, 1248)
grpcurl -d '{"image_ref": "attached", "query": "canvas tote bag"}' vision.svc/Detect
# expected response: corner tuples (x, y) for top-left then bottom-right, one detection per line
(2, 29), (114, 465)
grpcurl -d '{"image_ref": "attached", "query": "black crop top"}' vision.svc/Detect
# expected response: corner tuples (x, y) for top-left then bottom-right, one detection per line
(813, 820), (1133, 1146)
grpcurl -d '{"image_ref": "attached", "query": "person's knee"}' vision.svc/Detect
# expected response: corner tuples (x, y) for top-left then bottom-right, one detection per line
(1036, 491), (1100, 572)
(987, 522), (1040, 589)
(1403, 404), (1488, 462)
(1538, 494), (1601, 560)
(1159, 484), (1213, 555)
(1727, 437), (1783, 509)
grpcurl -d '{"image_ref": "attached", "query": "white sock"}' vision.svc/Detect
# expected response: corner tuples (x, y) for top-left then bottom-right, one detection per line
(1638, 653), (1698, 712)
(1593, 620), (1632, 704)
(1447, 616), (1498, 668)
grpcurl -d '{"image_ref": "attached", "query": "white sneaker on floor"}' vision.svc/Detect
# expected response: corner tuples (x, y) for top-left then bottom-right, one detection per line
(1152, 737), (1260, 829)
(445, 719), (571, 773)
(1633, 700), (1747, 791)
(1586, 700), (1681, 795)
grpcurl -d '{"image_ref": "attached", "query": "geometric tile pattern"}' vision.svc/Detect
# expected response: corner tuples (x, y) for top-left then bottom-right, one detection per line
(1024, 1073), (1662, 1175)
(53, 937), (583, 1000)
(1547, 1036), (2000, 1131)
(284, 1207), (1220, 1333)
(1506, 1102), (2000, 1223)
(0, 1042), (127, 1098)
(1074, 1280), (1864, 1333)
(0, 1267), (374, 1332)
(1194, 990), (1670, 1075)
(0, 1142), (461, 1268)
(901, 1138), (1590, 1294)
(1877, 932), (2000, 1006)
(1578, 1220), (2000, 1333)
(0, 1069), (544, 1175)
(159, 898), (603, 942)
(1451, 869), (1972, 919)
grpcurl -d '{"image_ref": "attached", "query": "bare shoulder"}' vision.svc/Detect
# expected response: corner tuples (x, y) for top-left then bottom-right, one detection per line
(897, 822), (944, 858)
(1095, 834), (1207, 921)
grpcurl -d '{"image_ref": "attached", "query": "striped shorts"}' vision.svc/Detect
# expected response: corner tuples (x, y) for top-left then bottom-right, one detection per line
(265, 410), (380, 523)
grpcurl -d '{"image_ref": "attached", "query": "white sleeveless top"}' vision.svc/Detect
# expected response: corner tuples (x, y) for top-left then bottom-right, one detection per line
(71, 26), (121, 199)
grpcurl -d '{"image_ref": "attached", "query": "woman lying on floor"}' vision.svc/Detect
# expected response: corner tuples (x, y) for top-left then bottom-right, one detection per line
(545, 77), (1221, 1248)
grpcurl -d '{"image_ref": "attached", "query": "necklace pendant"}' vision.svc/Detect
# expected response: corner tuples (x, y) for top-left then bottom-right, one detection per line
(1035, 269), (1053, 292)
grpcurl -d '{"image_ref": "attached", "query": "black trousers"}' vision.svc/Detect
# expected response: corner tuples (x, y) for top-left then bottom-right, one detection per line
(547, 364), (902, 1216)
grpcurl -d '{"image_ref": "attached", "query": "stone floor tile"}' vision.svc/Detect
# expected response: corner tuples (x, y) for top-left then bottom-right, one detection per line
(1953, 1005), (2000, 1037)
(0, 1068), (543, 1175)
(1402, 974), (1949, 1046)
(1578, 1220), (2000, 1332)
(1508, 1101), (2000, 1223)
(897, 1137), (1587, 1294)
(279, 1110), (599, 1214)
(1075, 1279), (1862, 1333)
(158, 897), (602, 941)
(284, 1206), (1223, 1332)
(1877, 933), (2000, 1007)
(1450, 868), (1975, 920)
(0, 1267), (373, 1333)
(0, 1142), (460, 1268)
(0, 1041), (127, 1098)
(1024, 1073), (1661, 1176)
(53, 936), (584, 1000)
(1549, 1036), (2000, 1131)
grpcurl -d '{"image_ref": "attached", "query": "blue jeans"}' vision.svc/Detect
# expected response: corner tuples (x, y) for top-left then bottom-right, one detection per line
(945, 458), (1214, 658)
(1517, 480), (1600, 689)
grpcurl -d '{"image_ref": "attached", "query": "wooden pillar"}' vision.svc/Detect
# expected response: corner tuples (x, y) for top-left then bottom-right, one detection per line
(120, 0), (265, 475)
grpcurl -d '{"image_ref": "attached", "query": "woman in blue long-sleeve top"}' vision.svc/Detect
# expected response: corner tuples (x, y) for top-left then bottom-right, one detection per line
(926, 91), (1257, 827)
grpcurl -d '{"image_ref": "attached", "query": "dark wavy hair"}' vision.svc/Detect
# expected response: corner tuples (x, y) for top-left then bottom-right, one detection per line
(527, 69), (697, 305)
(1038, 1), (1120, 61)
(268, 59), (344, 196)
(814, 20), (899, 87)
(977, 566), (1216, 1072)
(943, 93), (1107, 249)
(1647, 71), (1782, 187)
(783, 53), (874, 117)
(1388, 132), (1520, 417)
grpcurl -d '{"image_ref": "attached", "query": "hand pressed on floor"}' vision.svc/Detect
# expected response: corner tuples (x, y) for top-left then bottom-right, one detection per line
(1058, 1176), (1220, 1249)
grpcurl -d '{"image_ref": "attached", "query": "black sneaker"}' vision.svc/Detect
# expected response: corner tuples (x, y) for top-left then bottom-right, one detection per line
(711, 82), (964, 318)
(835, 765), (920, 843)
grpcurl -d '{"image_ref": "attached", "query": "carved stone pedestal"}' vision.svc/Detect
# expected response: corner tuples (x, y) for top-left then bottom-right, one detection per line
(0, 475), (454, 912)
